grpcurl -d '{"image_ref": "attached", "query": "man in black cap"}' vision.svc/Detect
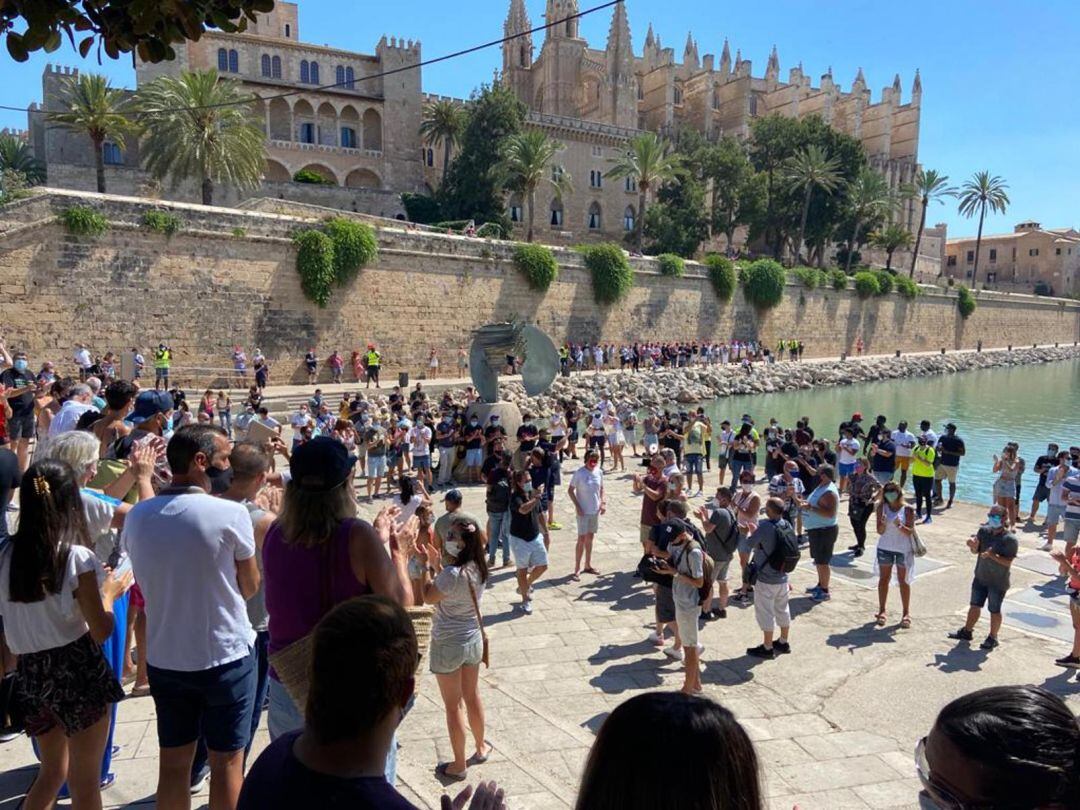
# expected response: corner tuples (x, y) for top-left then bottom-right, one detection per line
(434, 489), (479, 551)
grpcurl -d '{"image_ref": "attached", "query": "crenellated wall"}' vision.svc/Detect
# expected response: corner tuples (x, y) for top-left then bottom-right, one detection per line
(0, 190), (1076, 384)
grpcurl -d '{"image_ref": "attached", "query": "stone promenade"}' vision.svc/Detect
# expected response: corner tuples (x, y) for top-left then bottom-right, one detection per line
(1, 470), (1076, 809)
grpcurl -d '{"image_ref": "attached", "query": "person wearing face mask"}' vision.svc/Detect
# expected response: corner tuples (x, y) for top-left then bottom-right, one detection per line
(797, 465), (839, 603)
(947, 505), (1018, 651)
(872, 482), (916, 628)
(419, 515), (490, 781)
(910, 435), (937, 524)
(0, 350), (42, 473)
(509, 470), (548, 615)
(730, 471), (761, 604)
(121, 425), (261, 809)
(568, 450), (606, 581)
(463, 415), (485, 483)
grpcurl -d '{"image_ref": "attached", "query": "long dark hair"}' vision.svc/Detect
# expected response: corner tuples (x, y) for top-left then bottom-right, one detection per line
(447, 515), (489, 585)
(398, 475), (416, 505)
(934, 685), (1079, 809)
(575, 692), (763, 810)
(9, 460), (92, 603)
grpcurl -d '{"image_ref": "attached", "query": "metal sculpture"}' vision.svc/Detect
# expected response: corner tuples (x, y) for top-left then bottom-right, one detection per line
(468, 320), (559, 403)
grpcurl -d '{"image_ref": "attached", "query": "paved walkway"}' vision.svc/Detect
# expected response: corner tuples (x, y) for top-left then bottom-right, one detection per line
(0, 467), (1076, 809)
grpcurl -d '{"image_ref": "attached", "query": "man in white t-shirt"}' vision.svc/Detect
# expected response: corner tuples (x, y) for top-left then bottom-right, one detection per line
(289, 404), (312, 442)
(408, 421), (433, 489)
(835, 429), (861, 495)
(891, 421), (917, 489)
(46, 383), (96, 438)
(73, 343), (93, 380)
(122, 424), (260, 810)
(568, 450), (606, 580)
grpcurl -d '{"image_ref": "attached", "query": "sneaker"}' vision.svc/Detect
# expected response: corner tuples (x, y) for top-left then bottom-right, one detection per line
(847, 544), (861, 552)
(810, 588), (831, 602)
(521, 600), (533, 615)
(548, 521), (562, 530)
(0, 730), (19, 743)
(922, 516), (932, 525)
(773, 640), (791, 655)
(700, 611), (714, 622)
(190, 764), (210, 794)
(663, 646), (684, 661)
(796, 534), (809, 548)
(695, 643), (705, 655)
(948, 627), (974, 641)
(805, 584), (822, 594)
(1039, 542), (1054, 551)
(852, 548), (863, 558)
(712, 608), (727, 619)
(746, 644), (775, 659)
(647, 630), (666, 644)
(1054, 655), (1080, 669)
(979, 635), (1000, 651)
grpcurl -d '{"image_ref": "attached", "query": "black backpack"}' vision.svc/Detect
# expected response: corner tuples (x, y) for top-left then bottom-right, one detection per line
(766, 519), (801, 573)
(707, 507), (740, 557)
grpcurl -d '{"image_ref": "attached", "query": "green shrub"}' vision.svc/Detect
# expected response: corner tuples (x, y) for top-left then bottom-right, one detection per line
(293, 169), (334, 185)
(873, 269), (894, 296)
(791, 267), (820, 289)
(956, 284), (977, 319)
(400, 192), (442, 224)
(740, 258), (785, 310)
(946, 277), (955, 287)
(704, 254), (737, 302)
(853, 271), (880, 299)
(512, 243), (559, 292)
(323, 218), (377, 285)
(475, 222), (503, 239)
(432, 220), (471, 231)
(656, 253), (685, 278)
(231, 227), (246, 238)
(579, 243), (633, 305)
(894, 275), (921, 300)
(1033, 280), (1054, 296)
(294, 229), (336, 307)
(59, 205), (108, 236)
(141, 210), (182, 236)
(829, 269), (848, 291)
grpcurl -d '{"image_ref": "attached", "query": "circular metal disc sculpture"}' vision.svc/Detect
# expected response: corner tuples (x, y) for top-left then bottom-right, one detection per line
(468, 320), (560, 403)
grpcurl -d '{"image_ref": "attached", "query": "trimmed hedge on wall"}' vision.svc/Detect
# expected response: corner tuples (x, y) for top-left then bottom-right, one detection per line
(704, 254), (737, 302)
(579, 243), (633, 305)
(512, 243), (559, 292)
(740, 258), (785, 310)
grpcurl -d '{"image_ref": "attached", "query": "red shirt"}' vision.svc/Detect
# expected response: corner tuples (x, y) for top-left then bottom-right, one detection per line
(640, 473), (666, 526)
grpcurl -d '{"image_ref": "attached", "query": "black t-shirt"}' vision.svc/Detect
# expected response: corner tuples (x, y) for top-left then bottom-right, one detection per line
(509, 492), (540, 539)
(866, 424), (887, 447)
(0, 368), (35, 416)
(238, 731), (417, 810)
(484, 425), (506, 443)
(481, 453), (508, 480)
(0, 448), (20, 543)
(1035, 454), (1058, 488)
(436, 421), (456, 448)
(485, 470), (511, 513)
(838, 420), (864, 440)
(871, 438), (896, 473)
(465, 426), (483, 450)
(304, 353), (317, 369)
(648, 522), (678, 587)
(938, 434), (965, 466)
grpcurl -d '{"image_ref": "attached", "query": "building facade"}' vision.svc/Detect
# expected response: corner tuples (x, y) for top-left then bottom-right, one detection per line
(944, 222), (1080, 296)
(27, 0), (923, 247)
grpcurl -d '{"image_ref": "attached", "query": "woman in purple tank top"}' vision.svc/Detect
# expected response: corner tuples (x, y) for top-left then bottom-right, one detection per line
(262, 439), (414, 780)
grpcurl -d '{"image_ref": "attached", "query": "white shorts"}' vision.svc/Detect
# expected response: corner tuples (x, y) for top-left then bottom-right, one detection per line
(753, 580), (791, 633)
(675, 603), (700, 647)
(577, 513), (599, 536)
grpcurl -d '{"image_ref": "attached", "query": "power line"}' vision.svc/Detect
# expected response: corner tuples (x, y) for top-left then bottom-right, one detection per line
(0, 0), (621, 120)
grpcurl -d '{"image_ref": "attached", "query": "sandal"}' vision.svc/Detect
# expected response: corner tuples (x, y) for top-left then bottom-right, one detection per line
(468, 741), (493, 765)
(129, 684), (151, 698)
(435, 762), (467, 781)
(583, 566), (601, 575)
(570, 573), (581, 582)
(900, 615), (912, 629)
(874, 613), (887, 627)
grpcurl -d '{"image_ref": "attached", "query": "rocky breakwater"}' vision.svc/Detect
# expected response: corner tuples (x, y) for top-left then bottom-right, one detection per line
(487, 346), (1080, 416)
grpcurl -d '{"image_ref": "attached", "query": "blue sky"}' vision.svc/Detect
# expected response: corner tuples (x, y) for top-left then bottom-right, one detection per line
(1, 0), (1076, 238)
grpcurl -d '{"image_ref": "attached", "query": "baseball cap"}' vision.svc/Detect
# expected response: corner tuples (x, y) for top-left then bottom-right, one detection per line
(128, 390), (174, 424)
(290, 437), (357, 492)
(852, 412), (863, 420)
(444, 488), (463, 505)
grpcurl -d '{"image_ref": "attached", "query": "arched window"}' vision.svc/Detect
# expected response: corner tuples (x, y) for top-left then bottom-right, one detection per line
(102, 142), (122, 165)
(519, 45), (528, 68)
(261, 54), (271, 77)
(673, 85), (683, 105)
(550, 199), (564, 228)
(345, 67), (355, 89)
(228, 49), (238, 73)
(624, 176), (637, 193)
(425, 148), (434, 166)
(713, 88), (721, 109)
(299, 122), (315, 144)
(551, 165), (564, 183)
(217, 48), (228, 72)
(623, 206), (635, 232)
(271, 55), (282, 78)
(509, 202), (523, 223)
(284, 23), (291, 38)
(336, 65), (345, 86)
(637, 83), (644, 101)
(588, 202), (602, 230)
(300, 60), (309, 84)
(310, 61), (320, 84)
(589, 169), (602, 189)
(341, 127), (357, 148)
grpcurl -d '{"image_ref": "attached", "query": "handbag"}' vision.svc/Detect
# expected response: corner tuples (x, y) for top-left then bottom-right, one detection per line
(911, 524), (928, 557)
(467, 577), (490, 668)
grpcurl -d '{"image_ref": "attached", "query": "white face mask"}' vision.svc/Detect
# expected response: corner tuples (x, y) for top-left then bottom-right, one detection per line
(444, 540), (463, 558)
(741, 483), (753, 493)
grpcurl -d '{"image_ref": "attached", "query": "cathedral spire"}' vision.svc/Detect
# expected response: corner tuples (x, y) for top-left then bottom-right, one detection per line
(504, 0), (529, 36)
(720, 38), (731, 74)
(911, 68), (922, 104)
(765, 43), (779, 80)
(645, 22), (655, 49)
(503, 0), (532, 74)
(606, 1), (633, 77)
(683, 31), (699, 69)
(544, 0), (580, 39)
(892, 73), (901, 92)
(853, 66), (866, 90)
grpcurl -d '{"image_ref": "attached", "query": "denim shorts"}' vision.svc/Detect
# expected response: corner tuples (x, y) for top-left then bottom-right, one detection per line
(412, 455), (431, 470)
(1045, 504), (1066, 527)
(1064, 519), (1080, 544)
(148, 651), (255, 752)
(876, 547), (905, 566)
(970, 579), (1006, 614)
(429, 635), (484, 674)
(729, 458), (751, 480)
(838, 461), (856, 478)
(465, 448), (483, 467)
(367, 455), (387, 478)
(510, 533), (548, 569)
(872, 470), (894, 485)
(684, 454), (703, 475)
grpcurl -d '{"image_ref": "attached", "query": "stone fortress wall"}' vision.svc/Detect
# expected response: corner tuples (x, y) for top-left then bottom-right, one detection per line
(0, 190), (1076, 384)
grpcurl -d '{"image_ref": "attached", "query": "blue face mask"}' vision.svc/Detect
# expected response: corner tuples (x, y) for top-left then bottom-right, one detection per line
(12, 359), (27, 372)
(986, 515), (1002, 528)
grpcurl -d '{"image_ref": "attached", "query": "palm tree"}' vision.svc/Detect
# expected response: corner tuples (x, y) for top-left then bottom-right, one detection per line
(500, 129), (571, 242)
(843, 168), (894, 274)
(869, 223), (914, 271)
(782, 144), (842, 265)
(906, 169), (955, 277)
(957, 171), (1009, 287)
(47, 73), (131, 194)
(605, 132), (681, 251)
(0, 133), (45, 186)
(419, 99), (464, 188)
(135, 69), (264, 206)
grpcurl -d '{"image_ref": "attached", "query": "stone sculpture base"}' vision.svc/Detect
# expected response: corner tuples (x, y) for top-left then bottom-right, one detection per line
(450, 401), (523, 482)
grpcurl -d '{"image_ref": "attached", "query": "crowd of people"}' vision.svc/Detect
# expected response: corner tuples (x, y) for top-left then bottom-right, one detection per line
(0, 344), (1076, 810)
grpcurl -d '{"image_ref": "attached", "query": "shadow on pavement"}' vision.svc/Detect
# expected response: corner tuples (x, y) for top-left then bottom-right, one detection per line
(575, 571), (652, 612)
(826, 620), (900, 652)
(926, 644), (990, 673)
(1040, 668), (1080, 696)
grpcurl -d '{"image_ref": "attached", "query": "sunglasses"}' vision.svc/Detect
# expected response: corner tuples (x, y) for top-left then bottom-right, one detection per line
(914, 736), (988, 810)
